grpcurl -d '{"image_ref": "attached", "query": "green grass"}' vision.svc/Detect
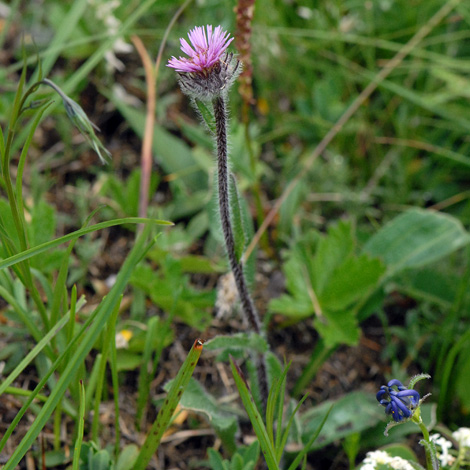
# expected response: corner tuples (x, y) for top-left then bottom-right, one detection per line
(1, 0), (470, 468)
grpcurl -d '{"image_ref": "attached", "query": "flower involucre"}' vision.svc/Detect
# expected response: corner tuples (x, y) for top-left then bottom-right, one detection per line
(168, 25), (240, 100)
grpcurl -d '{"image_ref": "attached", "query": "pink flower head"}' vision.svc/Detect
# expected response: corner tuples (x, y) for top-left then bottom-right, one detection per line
(167, 25), (240, 100)
(168, 25), (234, 74)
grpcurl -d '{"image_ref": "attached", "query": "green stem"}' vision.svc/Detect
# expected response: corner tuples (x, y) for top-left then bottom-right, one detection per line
(1, 79), (51, 329)
(417, 420), (434, 470)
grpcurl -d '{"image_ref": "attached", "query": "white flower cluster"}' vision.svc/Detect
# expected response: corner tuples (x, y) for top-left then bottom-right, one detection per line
(431, 434), (455, 467)
(87, 0), (132, 71)
(360, 450), (415, 470)
(431, 428), (470, 468)
(360, 428), (470, 470)
(453, 427), (470, 448)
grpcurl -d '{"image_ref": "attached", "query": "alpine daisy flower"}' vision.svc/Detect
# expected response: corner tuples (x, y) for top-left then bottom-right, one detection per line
(167, 24), (268, 408)
(167, 25), (240, 100)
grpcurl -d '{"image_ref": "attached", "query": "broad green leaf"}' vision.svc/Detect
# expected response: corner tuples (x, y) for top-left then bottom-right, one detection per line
(277, 252), (312, 307)
(241, 441), (261, 469)
(29, 200), (64, 271)
(392, 268), (457, 307)
(268, 292), (313, 318)
(364, 209), (470, 276)
(87, 449), (112, 470)
(205, 333), (269, 361)
(299, 392), (383, 451)
(268, 222), (383, 337)
(115, 445), (139, 470)
(381, 444), (419, 463)
(312, 220), (354, 294)
(318, 254), (385, 311)
(179, 255), (219, 274)
(130, 262), (213, 330)
(111, 99), (207, 192)
(313, 309), (360, 347)
(208, 448), (228, 470)
(207, 442), (260, 470)
(165, 377), (238, 453)
(115, 350), (143, 372)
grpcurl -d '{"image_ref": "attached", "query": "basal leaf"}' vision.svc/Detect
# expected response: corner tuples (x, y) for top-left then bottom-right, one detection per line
(312, 220), (355, 294)
(318, 254), (385, 311)
(313, 310), (360, 348)
(299, 392), (383, 451)
(364, 208), (470, 276)
(165, 377), (238, 453)
(205, 332), (269, 361)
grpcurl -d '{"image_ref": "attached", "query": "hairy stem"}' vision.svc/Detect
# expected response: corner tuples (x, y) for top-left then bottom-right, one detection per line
(213, 95), (268, 404)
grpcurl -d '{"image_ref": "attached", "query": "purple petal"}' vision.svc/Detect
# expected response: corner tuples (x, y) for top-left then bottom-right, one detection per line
(387, 379), (405, 389)
(389, 401), (403, 421)
(391, 396), (412, 418)
(167, 25), (234, 74)
(397, 389), (420, 406)
(376, 389), (387, 402)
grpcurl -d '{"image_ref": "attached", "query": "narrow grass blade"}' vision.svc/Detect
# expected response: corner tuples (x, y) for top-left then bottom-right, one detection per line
(230, 357), (279, 470)
(3, 387), (48, 402)
(38, 0), (89, 80)
(286, 405), (333, 470)
(0, 312), (70, 397)
(133, 339), (205, 470)
(0, 217), (172, 271)
(92, 298), (121, 441)
(108, 308), (121, 459)
(0, 285), (54, 360)
(72, 380), (86, 470)
(278, 395), (308, 462)
(136, 315), (160, 428)
(16, 102), (53, 222)
(266, 362), (290, 452)
(2, 226), (155, 469)
(50, 206), (103, 330)
(85, 353), (102, 413)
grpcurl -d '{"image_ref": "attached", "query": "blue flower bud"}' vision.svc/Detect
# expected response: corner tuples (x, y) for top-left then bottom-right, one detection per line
(377, 379), (421, 422)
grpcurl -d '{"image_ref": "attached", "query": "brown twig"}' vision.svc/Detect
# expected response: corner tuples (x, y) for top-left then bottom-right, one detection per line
(131, 35), (155, 223)
(131, 0), (193, 225)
